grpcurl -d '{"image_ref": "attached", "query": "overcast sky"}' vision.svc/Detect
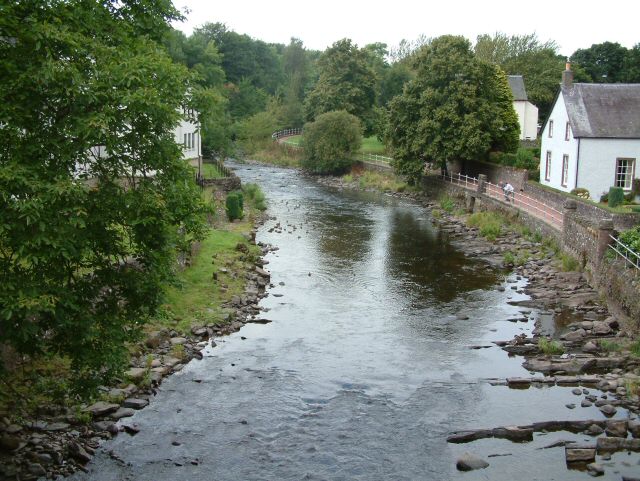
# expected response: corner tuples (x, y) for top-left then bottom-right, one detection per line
(171, 0), (638, 57)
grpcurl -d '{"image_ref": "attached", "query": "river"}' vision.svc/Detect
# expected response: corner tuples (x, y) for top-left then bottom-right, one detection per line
(72, 163), (637, 480)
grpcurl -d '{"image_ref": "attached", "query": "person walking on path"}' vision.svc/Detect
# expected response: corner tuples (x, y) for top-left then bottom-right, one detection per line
(503, 182), (514, 202)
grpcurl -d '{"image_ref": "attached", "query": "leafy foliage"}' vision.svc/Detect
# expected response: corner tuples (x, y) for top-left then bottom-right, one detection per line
(0, 0), (207, 391)
(225, 192), (244, 221)
(388, 36), (519, 183)
(571, 42), (640, 83)
(304, 39), (376, 132)
(243, 183), (267, 211)
(301, 111), (362, 174)
(608, 187), (625, 208)
(619, 226), (640, 253)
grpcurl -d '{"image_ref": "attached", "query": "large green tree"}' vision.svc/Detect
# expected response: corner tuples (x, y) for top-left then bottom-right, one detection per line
(475, 32), (567, 119)
(0, 0), (207, 389)
(304, 39), (376, 132)
(571, 41), (640, 83)
(388, 36), (519, 183)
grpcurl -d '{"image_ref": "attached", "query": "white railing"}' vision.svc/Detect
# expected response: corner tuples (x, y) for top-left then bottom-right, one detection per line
(441, 172), (478, 189)
(358, 152), (393, 165)
(608, 235), (640, 271)
(484, 181), (564, 229)
(271, 128), (303, 140)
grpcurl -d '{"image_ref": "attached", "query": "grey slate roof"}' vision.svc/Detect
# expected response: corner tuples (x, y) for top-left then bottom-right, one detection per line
(508, 75), (528, 101)
(562, 83), (640, 138)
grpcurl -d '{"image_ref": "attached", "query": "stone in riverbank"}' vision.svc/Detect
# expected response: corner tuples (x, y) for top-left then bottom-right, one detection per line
(456, 453), (489, 471)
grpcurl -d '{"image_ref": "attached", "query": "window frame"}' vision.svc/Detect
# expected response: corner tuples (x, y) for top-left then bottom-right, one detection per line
(565, 122), (571, 141)
(548, 120), (554, 138)
(561, 154), (569, 187)
(615, 158), (636, 190)
(545, 151), (552, 181)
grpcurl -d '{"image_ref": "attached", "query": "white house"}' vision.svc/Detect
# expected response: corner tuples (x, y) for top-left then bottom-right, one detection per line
(539, 65), (640, 201)
(508, 75), (539, 141)
(176, 106), (202, 167)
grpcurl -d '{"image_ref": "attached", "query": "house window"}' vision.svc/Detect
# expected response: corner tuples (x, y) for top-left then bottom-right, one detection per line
(615, 158), (635, 190)
(565, 122), (570, 141)
(183, 133), (187, 149)
(548, 120), (554, 138)
(545, 151), (552, 181)
(561, 155), (569, 187)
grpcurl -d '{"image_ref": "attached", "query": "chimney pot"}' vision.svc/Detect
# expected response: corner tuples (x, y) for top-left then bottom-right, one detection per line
(562, 61), (573, 88)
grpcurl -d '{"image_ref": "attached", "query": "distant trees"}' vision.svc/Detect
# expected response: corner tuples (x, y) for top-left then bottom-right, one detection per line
(304, 39), (376, 133)
(301, 111), (362, 174)
(571, 42), (640, 83)
(388, 36), (519, 183)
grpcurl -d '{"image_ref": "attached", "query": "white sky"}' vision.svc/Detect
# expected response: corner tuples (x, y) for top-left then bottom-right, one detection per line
(171, 0), (638, 58)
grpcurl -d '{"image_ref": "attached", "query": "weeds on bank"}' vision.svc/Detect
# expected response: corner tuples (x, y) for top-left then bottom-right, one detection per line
(559, 253), (580, 272)
(243, 183), (267, 211)
(599, 340), (621, 352)
(343, 170), (410, 193)
(439, 195), (455, 213)
(250, 142), (302, 167)
(630, 340), (640, 357)
(467, 211), (504, 241)
(504, 249), (531, 266)
(538, 338), (565, 355)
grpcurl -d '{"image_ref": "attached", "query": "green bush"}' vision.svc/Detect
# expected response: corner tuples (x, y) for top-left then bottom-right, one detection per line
(467, 212), (503, 241)
(301, 110), (362, 174)
(243, 183), (267, 211)
(501, 153), (517, 166)
(439, 195), (455, 213)
(515, 148), (536, 170)
(538, 338), (564, 355)
(619, 226), (640, 252)
(225, 191), (244, 221)
(608, 187), (624, 208)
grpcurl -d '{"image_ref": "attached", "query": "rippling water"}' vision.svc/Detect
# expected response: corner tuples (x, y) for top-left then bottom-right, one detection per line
(73, 164), (637, 481)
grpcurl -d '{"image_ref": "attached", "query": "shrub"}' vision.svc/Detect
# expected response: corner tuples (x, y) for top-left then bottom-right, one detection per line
(619, 226), (640, 253)
(608, 187), (624, 208)
(301, 110), (362, 174)
(560, 253), (579, 271)
(467, 212), (503, 241)
(439, 195), (455, 213)
(599, 340), (621, 352)
(570, 188), (590, 200)
(225, 191), (244, 221)
(501, 153), (517, 166)
(515, 148), (536, 170)
(243, 183), (267, 211)
(503, 251), (515, 265)
(538, 338), (564, 355)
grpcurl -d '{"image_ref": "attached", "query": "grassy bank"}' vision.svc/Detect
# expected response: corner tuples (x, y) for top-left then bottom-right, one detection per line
(342, 168), (412, 193)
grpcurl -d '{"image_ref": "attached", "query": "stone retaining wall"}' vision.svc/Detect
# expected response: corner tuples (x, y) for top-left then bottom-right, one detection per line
(200, 175), (241, 192)
(452, 159), (530, 191)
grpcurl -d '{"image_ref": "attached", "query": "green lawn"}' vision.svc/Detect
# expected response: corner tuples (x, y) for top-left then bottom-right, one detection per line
(282, 135), (302, 146)
(200, 162), (226, 179)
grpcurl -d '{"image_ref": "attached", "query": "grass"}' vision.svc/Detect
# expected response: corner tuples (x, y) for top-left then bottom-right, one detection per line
(559, 252), (580, 272)
(631, 340), (640, 357)
(341, 168), (410, 193)
(200, 162), (225, 179)
(439, 195), (455, 213)
(243, 183), (267, 211)
(467, 211), (504, 241)
(282, 135), (302, 147)
(359, 136), (386, 154)
(599, 340), (621, 352)
(538, 338), (565, 355)
(250, 141), (302, 167)
(154, 226), (260, 334)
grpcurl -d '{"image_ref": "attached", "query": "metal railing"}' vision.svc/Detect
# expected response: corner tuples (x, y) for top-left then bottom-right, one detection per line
(484, 181), (564, 229)
(271, 128), (303, 140)
(608, 235), (640, 271)
(358, 152), (393, 165)
(440, 172), (564, 230)
(441, 172), (478, 189)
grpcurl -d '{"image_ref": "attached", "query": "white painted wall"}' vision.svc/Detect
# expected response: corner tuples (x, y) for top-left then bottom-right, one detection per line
(513, 100), (539, 140)
(540, 92), (579, 192)
(174, 116), (201, 163)
(577, 138), (640, 200)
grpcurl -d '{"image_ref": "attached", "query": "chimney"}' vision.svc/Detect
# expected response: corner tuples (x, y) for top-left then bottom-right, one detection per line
(562, 60), (573, 88)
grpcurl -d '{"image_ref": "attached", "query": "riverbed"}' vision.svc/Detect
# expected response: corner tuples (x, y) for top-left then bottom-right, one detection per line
(71, 163), (638, 480)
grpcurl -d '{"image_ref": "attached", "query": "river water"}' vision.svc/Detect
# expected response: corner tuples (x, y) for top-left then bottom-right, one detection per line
(73, 163), (637, 481)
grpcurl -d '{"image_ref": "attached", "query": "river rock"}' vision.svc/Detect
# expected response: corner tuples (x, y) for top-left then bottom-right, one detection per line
(111, 408), (135, 420)
(456, 453), (489, 471)
(123, 398), (149, 410)
(27, 463), (46, 477)
(86, 402), (119, 417)
(586, 424), (604, 436)
(492, 426), (533, 442)
(170, 337), (187, 345)
(587, 463), (604, 476)
(605, 420), (627, 437)
(563, 329), (586, 341)
(125, 367), (147, 381)
(598, 404), (617, 416)
(145, 331), (164, 348)
(565, 447), (596, 462)
(582, 341), (598, 353)
(581, 399), (593, 408)
(0, 434), (21, 451)
(629, 419), (640, 438)
(596, 436), (625, 451)
(592, 322), (612, 336)
(68, 441), (92, 464)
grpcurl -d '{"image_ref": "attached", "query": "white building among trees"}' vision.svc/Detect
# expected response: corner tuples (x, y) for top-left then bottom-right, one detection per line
(507, 75), (538, 141)
(539, 64), (640, 200)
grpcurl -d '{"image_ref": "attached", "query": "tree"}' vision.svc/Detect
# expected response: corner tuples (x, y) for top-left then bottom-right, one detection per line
(301, 111), (362, 174)
(622, 44), (640, 82)
(0, 0), (207, 390)
(388, 36), (520, 183)
(571, 42), (629, 83)
(475, 32), (566, 119)
(304, 39), (376, 132)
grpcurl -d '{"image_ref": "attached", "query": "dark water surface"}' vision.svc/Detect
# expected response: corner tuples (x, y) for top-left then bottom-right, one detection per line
(73, 164), (637, 480)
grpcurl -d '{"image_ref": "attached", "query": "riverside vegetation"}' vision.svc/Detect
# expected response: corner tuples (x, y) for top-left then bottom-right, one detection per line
(0, 183), (273, 480)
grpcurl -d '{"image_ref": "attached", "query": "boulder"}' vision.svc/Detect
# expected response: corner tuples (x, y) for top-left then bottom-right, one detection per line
(0, 434), (21, 451)
(170, 337), (187, 346)
(582, 341), (598, 353)
(605, 420), (627, 438)
(598, 404), (617, 416)
(122, 398), (149, 410)
(586, 463), (604, 476)
(492, 426), (533, 442)
(563, 329), (586, 342)
(565, 447), (596, 462)
(629, 419), (640, 438)
(592, 322), (612, 336)
(456, 453), (489, 471)
(68, 441), (92, 464)
(86, 401), (119, 417)
(111, 408), (135, 420)
(125, 367), (147, 381)
(597, 436), (625, 451)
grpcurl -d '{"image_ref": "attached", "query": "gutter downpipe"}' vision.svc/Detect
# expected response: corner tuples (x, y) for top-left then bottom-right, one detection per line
(574, 138), (581, 190)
